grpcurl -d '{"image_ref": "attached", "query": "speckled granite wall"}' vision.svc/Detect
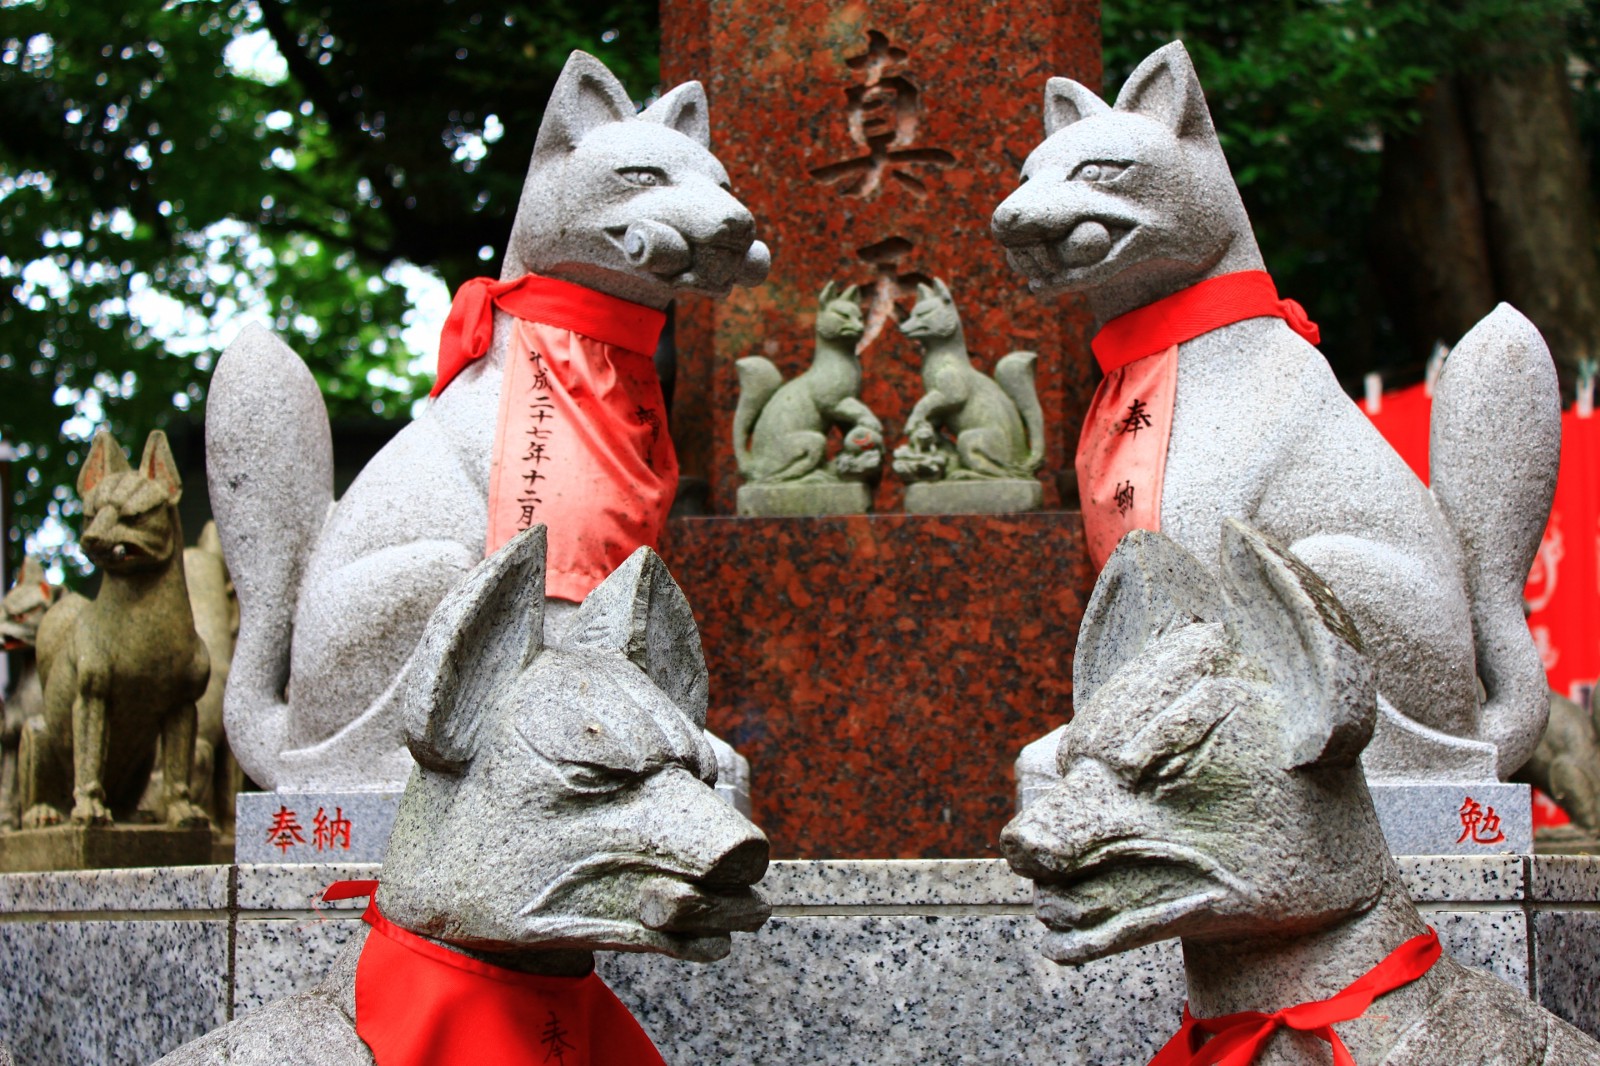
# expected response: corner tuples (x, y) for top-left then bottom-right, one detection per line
(659, 0), (1102, 511)
(1, 857), (1596, 1065)
(659, 512), (1096, 858)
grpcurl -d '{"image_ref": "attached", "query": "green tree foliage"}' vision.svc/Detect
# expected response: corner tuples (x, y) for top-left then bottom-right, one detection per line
(0, 0), (657, 576)
(1102, 0), (1582, 377)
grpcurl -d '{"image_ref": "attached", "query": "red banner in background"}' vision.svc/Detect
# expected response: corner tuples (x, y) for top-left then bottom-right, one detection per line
(1359, 380), (1600, 829)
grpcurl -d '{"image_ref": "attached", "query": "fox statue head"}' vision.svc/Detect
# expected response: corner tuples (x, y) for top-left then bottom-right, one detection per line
(1002, 520), (1387, 966)
(503, 50), (771, 308)
(990, 41), (1264, 317)
(74, 429), (185, 575)
(815, 281), (864, 345)
(898, 277), (964, 346)
(378, 526), (770, 965)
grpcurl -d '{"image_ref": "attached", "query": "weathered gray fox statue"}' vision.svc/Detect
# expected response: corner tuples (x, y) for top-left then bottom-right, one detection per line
(19, 430), (210, 828)
(993, 41), (1559, 782)
(207, 50), (768, 789)
(734, 281), (883, 483)
(891, 277), (1044, 483)
(156, 526), (770, 1065)
(1003, 523), (1600, 1065)
(1, 556), (60, 828)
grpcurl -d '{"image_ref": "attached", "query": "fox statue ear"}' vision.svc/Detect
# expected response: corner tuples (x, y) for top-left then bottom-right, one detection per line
(563, 547), (710, 729)
(403, 525), (548, 773)
(931, 277), (955, 302)
(819, 280), (837, 305)
(841, 283), (860, 300)
(78, 429), (130, 499)
(1218, 520), (1376, 769)
(1074, 530), (1222, 708)
(139, 430), (182, 504)
(1113, 40), (1216, 142)
(640, 80), (712, 148)
(534, 50), (637, 159)
(1043, 76), (1112, 137)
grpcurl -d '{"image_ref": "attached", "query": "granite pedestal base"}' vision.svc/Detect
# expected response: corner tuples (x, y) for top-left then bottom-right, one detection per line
(737, 481), (872, 516)
(1370, 781), (1533, 855)
(233, 791), (403, 864)
(903, 478), (1044, 515)
(0, 824), (213, 873)
(2, 856), (1595, 1065)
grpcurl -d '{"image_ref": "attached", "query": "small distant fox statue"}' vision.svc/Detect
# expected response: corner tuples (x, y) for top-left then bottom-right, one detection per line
(1004, 523), (1600, 1065)
(992, 41), (1560, 784)
(207, 51), (769, 790)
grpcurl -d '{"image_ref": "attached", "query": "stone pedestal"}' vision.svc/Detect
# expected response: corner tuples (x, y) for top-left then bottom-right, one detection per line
(661, 0), (1101, 514)
(3, 856), (1595, 1065)
(658, 511), (1096, 858)
(736, 481), (872, 517)
(904, 478), (1043, 515)
(1370, 781), (1534, 856)
(0, 824), (213, 873)
(233, 791), (403, 864)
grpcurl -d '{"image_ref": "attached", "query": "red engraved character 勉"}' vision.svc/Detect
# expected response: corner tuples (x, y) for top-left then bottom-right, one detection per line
(1456, 796), (1506, 846)
(265, 805), (306, 853)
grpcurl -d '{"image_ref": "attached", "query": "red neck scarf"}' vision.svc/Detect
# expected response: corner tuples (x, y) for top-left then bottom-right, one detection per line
(1092, 270), (1320, 374)
(1076, 270), (1320, 571)
(322, 881), (667, 1066)
(432, 273), (666, 396)
(1149, 928), (1442, 1066)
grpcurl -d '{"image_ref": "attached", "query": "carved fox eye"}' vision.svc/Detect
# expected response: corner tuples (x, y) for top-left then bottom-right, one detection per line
(560, 761), (639, 795)
(1071, 161), (1128, 183)
(617, 167), (667, 187)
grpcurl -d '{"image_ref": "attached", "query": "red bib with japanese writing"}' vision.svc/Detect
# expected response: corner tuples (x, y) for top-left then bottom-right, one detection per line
(1076, 271), (1321, 571)
(1147, 928), (1441, 1066)
(336, 886), (666, 1066)
(435, 273), (675, 603)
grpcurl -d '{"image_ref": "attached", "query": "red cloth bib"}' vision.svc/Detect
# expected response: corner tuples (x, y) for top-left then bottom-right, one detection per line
(1148, 928), (1442, 1066)
(324, 881), (667, 1066)
(1076, 271), (1321, 571)
(433, 273), (675, 603)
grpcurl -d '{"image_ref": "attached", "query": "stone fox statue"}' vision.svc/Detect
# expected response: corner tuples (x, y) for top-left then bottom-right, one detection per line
(992, 41), (1559, 781)
(156, 527), (770, 1065)
(892, 277), (1043, 481)
(1, 556), (60, 828)
(733, 281), (883, 482)
(20, 430), (210, 828)
(1003, 523), (1600, 1065)
(207, 51), (769, 789)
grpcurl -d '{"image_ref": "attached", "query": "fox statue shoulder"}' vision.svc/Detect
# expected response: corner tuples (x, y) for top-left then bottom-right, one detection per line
(1004, 524), (1600, 1065)
(154, 528), (770, 1065)
(992, 40), (1559, 781)
(207, 51), (768, 790)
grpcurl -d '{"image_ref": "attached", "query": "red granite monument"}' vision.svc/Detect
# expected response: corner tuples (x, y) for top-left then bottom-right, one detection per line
(659, 0), (1102, 858)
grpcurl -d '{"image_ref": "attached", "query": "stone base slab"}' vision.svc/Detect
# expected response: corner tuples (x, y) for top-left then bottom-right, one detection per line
(0, 824), (214, 873)
(2, 856), (1596, 1065)
(903, 478), (1043, 514)
(736, 481), (871, 517)
(1370, 781), (1532, 855)
(233, 791), (403, 864)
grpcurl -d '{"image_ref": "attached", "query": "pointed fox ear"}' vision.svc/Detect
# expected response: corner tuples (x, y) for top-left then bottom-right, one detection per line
(403, 525), (548, 773)
(1074, 530), (1222, 707)
(563, 547), (709, 728)
(841, 284), (859, 300)
(1043, 76), (1112, 137)
(640, 80), (711, 148)
(1218, 520), (1375, 769)
(819, 280), (837, 305)
(533, 50), (637, 159)
(16, 555), (45, 589)
(1113, 40), (1215, 142)
(139, 430), (182, 504)
(78, 429), (130, 499)
(932, 277), (954, 302)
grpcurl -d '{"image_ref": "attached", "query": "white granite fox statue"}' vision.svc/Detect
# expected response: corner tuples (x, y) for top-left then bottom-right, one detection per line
(1004, 523), (1600, 1065)
(992, 41), (1560, 784)
(155, 527), (770, 1065)
(207, 51), (768, 790)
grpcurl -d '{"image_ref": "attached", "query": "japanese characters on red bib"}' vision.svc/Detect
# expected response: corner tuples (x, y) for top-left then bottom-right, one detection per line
(324, 881), (666, 1066)
(434, 273), (676, 603)
(1077, 270), (1321, 571)
(1148, 928), (1441, 1066)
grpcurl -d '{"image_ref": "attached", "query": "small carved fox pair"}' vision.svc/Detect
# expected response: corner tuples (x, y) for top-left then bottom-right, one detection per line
(734, 279), (1045, 488)
(19, 430), (210, 829)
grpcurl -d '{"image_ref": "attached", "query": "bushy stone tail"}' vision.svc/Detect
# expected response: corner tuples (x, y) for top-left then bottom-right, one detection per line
(1429, 304), (1561, 777)
(996, 350), (1046, 474)
(732, 357), (783, 476)
(205, 324), (335, 789)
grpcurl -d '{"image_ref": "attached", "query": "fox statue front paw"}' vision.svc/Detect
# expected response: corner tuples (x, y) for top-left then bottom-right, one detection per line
(21, 803), (63, 829)
(164, 799), (212, 829)
(69, 791), (113, 826)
